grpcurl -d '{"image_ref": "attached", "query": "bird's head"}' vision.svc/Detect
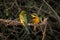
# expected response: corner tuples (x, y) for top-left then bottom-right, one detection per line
(20, 10), (27, 16)
(31, 13), (38, 18)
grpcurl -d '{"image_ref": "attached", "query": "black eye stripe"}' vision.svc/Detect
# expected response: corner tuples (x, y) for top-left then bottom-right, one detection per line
(32, 17), (36, 19)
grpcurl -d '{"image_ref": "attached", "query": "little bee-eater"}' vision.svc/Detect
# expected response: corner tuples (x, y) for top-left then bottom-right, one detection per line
(19, 10), (30, 34)
(31, 13), (41, 32)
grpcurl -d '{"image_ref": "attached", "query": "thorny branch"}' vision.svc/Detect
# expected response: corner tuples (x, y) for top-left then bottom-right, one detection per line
(0, 18), (48, 26)
(0, 18), (48, 40)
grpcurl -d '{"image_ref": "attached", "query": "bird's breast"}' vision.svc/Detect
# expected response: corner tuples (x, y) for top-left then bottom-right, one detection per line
(33, 17), (40, 24)
(19, 15), (24, 25)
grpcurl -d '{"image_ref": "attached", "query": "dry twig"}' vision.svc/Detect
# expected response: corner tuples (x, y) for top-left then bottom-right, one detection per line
(0, 18), (48, 26)
(42, 18), (48, 40)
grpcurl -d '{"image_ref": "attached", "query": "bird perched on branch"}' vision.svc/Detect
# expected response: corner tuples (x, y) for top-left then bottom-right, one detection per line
(19, 10), (30, 34)
(31, 13), (41, 32)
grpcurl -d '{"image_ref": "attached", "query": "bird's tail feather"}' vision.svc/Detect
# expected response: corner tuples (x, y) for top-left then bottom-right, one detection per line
(24, 25), (30, 34)
(25, 27), (30, 34)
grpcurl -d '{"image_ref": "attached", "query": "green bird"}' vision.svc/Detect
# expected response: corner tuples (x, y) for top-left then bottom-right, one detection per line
(19, 10), (30, 34)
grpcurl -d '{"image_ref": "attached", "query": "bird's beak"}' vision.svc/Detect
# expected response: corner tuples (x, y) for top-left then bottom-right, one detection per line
(31, 14), (35, 17)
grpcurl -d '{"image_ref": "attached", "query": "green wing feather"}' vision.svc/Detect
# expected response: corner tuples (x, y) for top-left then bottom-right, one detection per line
(20, 10), (30, 34)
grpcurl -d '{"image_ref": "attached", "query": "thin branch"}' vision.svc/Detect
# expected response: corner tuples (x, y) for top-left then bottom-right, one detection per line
(37, 3), (44, 14)
(43, 0), (60, 23)
(42, 17), (48, 40)
(42, 25), (47, 40)
(0, 18), (48, 26)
